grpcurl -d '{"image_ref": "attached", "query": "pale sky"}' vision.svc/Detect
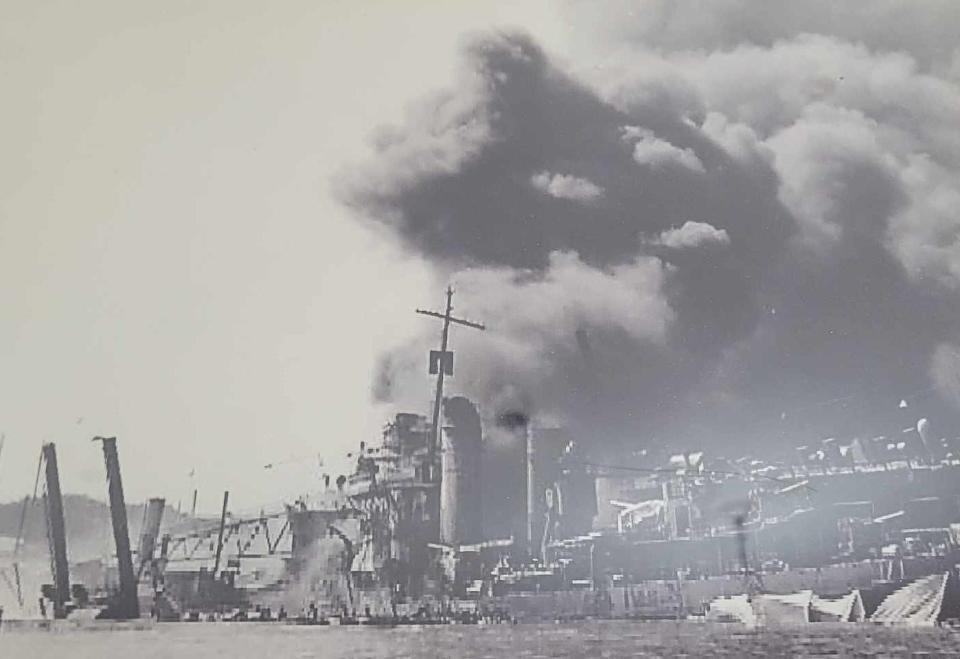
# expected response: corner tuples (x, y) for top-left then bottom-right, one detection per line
(0, 1), (570, 512)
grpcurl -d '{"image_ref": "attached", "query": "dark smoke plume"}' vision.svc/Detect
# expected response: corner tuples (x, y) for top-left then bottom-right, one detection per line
(341, 13), (960, 458)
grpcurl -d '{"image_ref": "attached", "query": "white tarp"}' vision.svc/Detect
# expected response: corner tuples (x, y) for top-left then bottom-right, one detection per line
(811, 590), (866, 622)
(871, 573), (948, 626)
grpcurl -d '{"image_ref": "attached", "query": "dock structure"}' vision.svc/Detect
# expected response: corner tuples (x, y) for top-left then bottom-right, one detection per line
(212, 490), (230, 578)
(41, 443), (71, 619)
(95, 436), (139, 619)
(136, 497), (166, 578)
(27, 287), (959, 627)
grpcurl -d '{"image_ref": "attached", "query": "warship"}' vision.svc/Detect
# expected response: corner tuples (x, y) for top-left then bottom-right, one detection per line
(4, 289), (960, 628)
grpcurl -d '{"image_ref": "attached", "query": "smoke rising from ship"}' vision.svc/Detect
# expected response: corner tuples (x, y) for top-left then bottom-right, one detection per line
(342, 7), (960, 452)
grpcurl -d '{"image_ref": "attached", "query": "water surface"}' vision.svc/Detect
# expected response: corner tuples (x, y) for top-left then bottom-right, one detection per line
(3, 620), (959, 658)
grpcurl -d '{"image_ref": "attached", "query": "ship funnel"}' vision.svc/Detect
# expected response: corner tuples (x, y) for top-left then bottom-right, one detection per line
(440, 397), (482, 546)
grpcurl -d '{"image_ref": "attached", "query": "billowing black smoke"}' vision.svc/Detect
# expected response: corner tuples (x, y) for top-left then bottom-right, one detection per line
(341, 16), (960, 458)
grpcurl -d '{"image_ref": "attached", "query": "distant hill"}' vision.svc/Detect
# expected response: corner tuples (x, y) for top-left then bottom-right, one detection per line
(0, 494), (189, 561)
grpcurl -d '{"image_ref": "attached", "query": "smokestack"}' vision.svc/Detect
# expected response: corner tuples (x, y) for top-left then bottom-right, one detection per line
(491, 410), (530, 555)
(525, 427), (571, 561)
(41, 443), (70, 619)
(95, 436), (139, 619)
(137, 497), (165, 578)
(440, 397), (483, 546)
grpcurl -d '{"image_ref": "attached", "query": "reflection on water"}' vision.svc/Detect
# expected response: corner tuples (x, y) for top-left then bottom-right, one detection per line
(2, 620), (960, 658)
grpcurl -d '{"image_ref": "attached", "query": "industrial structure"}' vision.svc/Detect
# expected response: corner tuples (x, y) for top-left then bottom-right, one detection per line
(40, 442), (70, 619)
(95, 436), (140, 619)
(7, 289), (960, 627)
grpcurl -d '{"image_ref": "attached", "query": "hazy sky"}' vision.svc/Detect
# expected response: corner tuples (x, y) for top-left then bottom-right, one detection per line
(3, 2), (960, 513)
(0, 1), (567, 511)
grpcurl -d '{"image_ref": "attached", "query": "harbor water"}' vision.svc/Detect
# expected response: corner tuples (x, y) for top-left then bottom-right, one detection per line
(3, 621), (960, 658)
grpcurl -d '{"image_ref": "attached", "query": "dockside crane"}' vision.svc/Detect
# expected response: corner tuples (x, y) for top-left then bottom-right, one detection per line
(93, 436), (139, 619)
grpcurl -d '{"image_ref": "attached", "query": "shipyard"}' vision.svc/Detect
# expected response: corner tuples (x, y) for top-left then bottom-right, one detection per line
(2, 285), (960, 635)
(5, 1), (960, 656)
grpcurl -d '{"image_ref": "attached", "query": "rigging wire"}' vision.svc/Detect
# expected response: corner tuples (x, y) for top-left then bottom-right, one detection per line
(9, 449), (45, 608)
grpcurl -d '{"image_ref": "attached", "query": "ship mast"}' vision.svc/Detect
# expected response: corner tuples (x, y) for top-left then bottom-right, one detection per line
(416, 286), (485, 483)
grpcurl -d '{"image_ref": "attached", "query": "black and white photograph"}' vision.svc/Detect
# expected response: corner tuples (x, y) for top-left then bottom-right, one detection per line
(2, 1), (960, 656)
